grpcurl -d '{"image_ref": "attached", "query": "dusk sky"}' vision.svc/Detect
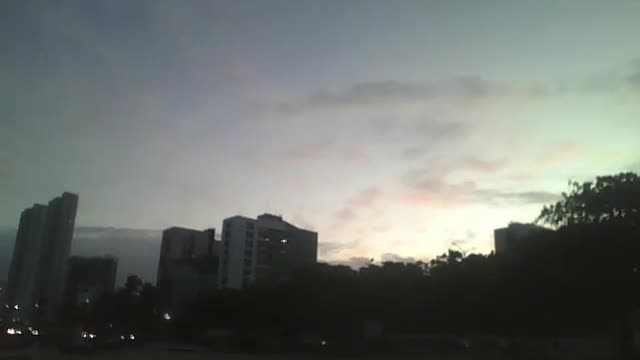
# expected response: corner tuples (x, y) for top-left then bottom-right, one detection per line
(2, 1), (639, 264)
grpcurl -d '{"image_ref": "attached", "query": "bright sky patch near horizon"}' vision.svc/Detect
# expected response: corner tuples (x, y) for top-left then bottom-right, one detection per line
(1, 1), (639, 265)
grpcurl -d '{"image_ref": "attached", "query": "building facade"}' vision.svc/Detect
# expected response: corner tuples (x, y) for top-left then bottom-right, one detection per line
(5, 192), (78, 320)
(156, 227), (218, 308)
(494, 222), (552, 254)
(66, 256), (117, 306)
(5, 204), (49, 317)
(219, 214), (318, 289)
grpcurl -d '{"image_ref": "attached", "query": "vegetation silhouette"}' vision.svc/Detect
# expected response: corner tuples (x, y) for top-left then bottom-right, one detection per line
(65, 172), (639, 357)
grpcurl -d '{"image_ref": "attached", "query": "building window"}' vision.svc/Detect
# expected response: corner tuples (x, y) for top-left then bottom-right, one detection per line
(246, 230), (254, 238)
(247, 222), (255, 229)
(281, 239), (288, 243)
(244, 249), (253, 258)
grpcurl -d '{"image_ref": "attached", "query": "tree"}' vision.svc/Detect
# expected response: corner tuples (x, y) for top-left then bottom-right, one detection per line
(537, 172), (640, 227)
(537, 172), (640, 359)
(124, 275), (144, 296)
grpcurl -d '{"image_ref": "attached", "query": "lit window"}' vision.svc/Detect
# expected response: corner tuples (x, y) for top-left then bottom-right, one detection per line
(264, 238), (270, 242)
(281, 239), (288, 243)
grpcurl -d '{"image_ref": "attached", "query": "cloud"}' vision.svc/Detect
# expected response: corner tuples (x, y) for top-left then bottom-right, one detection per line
(278, 77), (516, 116)
(475, 190), (561, 205)
(280, 81), (436, 114)
(401, 167), (559, 207)
(318, 241), (359, 259)
(0, 226), (162, 286)
(403, 157), (508, 189)
(401, 120), (474, 159)
(332, 186), (383, 225)
(71, 227), (162, 286)
(348, 187), (382, 207)
(328, 256), (373, 269)
(334, 207), (357, 223)
(380, 253), (417, 263)
(528, 142), (586, 172)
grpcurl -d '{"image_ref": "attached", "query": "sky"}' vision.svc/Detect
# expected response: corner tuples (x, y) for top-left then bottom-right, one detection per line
(1, 0), (639, 265)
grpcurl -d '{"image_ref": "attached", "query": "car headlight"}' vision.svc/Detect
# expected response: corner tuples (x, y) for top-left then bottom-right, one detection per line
(6, 328), (16, 335)
(129, 334), (136, 340)
(89, 333), (97, 339)
(81, 331), (88, 339)
(31, 329), (39, 336)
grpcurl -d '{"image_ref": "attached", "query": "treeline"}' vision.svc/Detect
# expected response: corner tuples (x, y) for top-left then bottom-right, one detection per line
(179, 172), (640, 337)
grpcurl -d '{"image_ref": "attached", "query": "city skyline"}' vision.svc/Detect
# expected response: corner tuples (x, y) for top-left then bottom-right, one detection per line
(2, 1), (640, 265)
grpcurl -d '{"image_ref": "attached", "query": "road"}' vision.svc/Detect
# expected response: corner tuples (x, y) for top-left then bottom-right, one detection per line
(0, 347), (491, 360)
(0, 337), (616, 360)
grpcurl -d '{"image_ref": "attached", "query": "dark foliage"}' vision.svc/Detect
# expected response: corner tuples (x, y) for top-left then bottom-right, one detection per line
(73, 173), (640, 351)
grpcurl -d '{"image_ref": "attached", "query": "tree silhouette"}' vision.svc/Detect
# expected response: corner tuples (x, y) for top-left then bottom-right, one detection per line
(537, 172), (640, 360)
(537, 172), (640, 227)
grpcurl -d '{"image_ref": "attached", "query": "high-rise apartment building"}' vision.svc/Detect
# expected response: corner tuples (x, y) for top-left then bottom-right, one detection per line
(5, 204), (49, 316)
(5, 192), (78, 320)
(219, 214), (317, 289)
(156, 227), (218, 307)
(494, 222), (553, 254)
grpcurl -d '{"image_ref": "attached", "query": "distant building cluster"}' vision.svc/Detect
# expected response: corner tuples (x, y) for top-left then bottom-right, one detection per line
(67, 256), (117, 306)
(2, 192), (319, 321)
(156, 214), (318, 309)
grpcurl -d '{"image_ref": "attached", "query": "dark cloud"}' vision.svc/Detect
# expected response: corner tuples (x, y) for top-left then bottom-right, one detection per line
(328, 256), (372, 269)
(403, 157), (508, 188)
(0, 226), (161, 286)
(334, 207), (357, 223)
(380, 253), (417, 263)
(318, 241), (358, 258)
(402, 120), (473, 159)
(401, 163), (559, 207)
(478, 190), (561, 205)
(278, 77), (511, 115)
(304, 81), (437, 109)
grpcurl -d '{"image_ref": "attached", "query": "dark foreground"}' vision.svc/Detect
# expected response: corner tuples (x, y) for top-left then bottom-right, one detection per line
(0, 336), (623, 360)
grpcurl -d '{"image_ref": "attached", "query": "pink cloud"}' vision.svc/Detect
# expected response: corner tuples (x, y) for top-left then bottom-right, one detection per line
(529, 142), (586, 172)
